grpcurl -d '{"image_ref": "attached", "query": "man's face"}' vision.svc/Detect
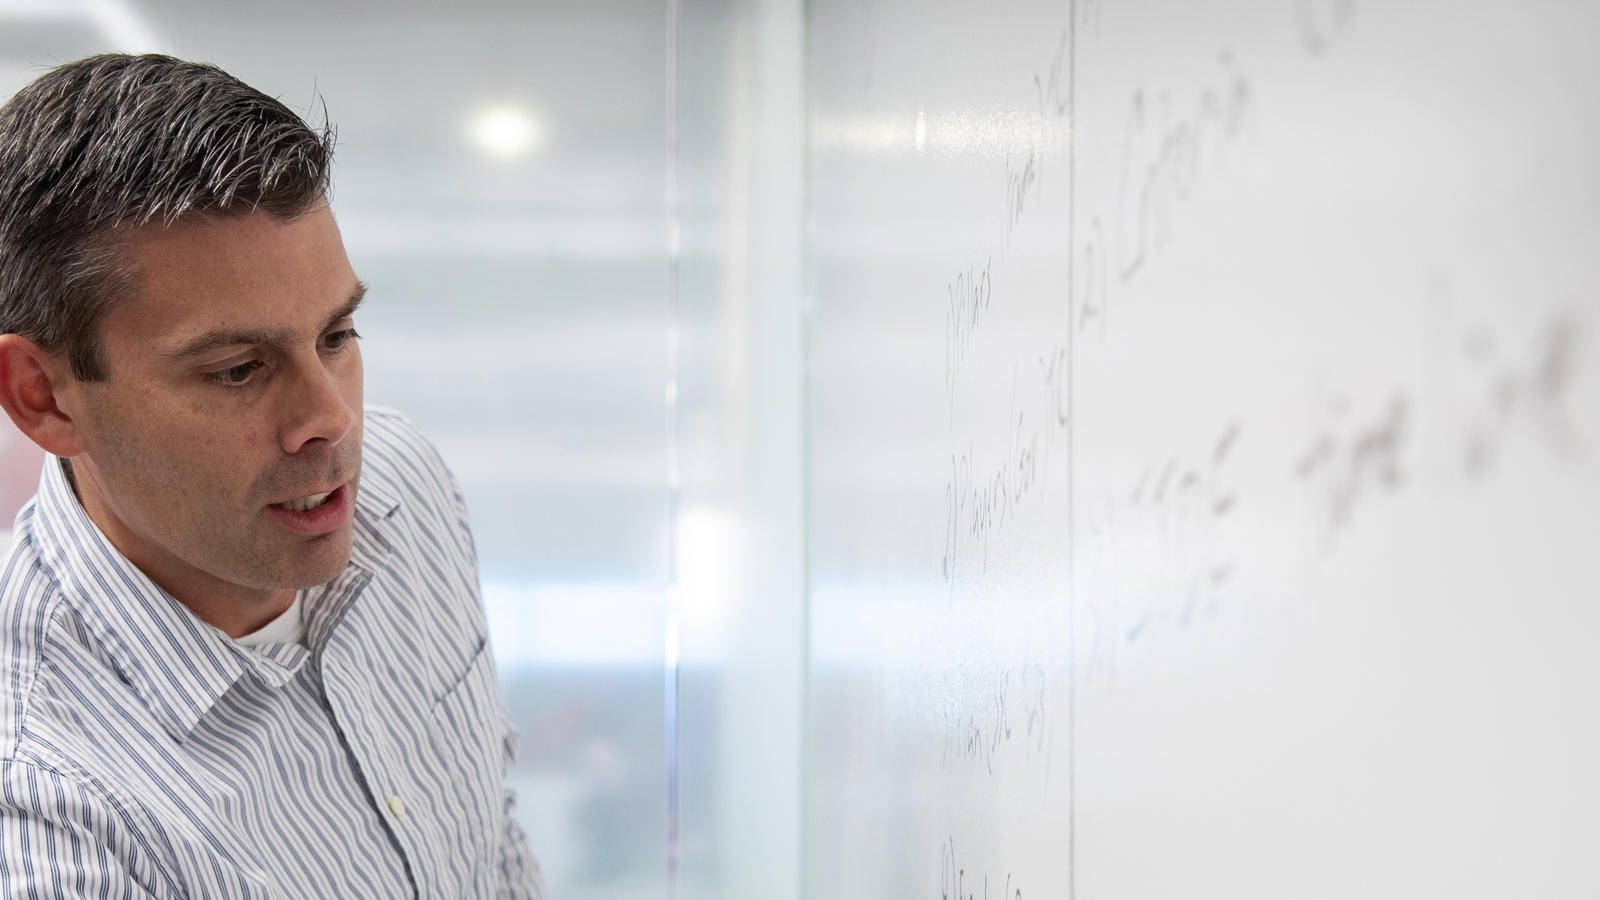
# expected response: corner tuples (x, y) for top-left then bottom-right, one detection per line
(64, 202), (366, 609)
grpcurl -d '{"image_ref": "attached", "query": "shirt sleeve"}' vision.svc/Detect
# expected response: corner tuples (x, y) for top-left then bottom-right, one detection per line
(489, 626), (546, 898)
(0, 759), (169, 899)
(497, 777), (547, 900)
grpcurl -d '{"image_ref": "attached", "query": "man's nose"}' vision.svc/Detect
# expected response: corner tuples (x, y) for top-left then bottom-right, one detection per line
(279, 358), (356, 456)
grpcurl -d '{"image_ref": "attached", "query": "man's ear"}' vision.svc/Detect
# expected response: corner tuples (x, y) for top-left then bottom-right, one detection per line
(0, 334), (86, 459)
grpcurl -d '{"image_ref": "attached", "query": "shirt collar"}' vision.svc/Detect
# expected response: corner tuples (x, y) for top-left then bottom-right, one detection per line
(305, 471), (399, 652)
(30, 454), (400, 742)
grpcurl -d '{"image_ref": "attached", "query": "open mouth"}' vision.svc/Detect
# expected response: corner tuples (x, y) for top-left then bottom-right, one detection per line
(276, 491), (334, 513)
(266, 484), (351, 536)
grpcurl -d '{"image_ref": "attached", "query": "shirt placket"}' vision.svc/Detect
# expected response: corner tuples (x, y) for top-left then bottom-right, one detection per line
(316, 570), (428, 900)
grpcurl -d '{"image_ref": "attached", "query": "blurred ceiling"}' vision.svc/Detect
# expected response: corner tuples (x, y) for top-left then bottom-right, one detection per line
(0, 0), (684, 581)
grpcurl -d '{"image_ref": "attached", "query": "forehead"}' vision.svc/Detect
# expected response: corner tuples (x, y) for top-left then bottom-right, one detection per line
(110, 204), (357, 342)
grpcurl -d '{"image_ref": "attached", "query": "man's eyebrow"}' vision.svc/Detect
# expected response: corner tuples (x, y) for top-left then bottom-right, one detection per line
(323, 282), (368, 331)
(165, 282), (368, 362)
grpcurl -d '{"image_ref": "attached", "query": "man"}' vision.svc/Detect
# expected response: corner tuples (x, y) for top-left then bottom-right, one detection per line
(0, 54), (545, 898)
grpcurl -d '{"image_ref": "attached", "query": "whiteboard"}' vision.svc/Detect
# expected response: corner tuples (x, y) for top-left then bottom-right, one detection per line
(804, 1), (1600, 897)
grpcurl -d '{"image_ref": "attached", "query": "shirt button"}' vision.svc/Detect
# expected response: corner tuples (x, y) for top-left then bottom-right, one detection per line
(387, 794), (406, 819)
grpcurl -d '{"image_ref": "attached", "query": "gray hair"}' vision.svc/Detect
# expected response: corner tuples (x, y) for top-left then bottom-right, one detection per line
(0, 54), (336, 381)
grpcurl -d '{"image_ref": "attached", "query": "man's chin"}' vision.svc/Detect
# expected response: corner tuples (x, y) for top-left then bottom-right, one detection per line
(279, 529), (354, 589)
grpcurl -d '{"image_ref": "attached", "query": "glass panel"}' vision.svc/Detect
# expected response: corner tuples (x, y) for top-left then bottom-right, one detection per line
(803, 2), (1600, 898)
(674, 0), (806, 897)
(803, 2), (1076, 896)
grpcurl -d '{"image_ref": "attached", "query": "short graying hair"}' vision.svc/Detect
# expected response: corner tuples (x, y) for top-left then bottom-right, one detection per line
(0, 54), (335, 381)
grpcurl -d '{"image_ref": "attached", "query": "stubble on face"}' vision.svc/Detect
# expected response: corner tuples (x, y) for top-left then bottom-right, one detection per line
(76, 394), (361, 593)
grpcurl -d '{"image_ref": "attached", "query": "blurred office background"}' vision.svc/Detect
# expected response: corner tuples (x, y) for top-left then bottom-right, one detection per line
(0, 1), (804, 898)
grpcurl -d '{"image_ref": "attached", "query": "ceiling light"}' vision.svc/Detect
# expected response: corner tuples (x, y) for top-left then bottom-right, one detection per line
(467, 105), (543, 160)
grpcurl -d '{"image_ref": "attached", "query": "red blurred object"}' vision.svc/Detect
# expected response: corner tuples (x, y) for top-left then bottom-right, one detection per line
(0, 416), (45, 529)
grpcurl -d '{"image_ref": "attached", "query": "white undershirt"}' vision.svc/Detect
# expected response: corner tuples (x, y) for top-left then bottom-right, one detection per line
(235, 591), (307, 648)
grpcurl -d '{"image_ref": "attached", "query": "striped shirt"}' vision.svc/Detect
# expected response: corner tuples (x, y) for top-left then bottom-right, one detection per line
(0, 407), (545, 899)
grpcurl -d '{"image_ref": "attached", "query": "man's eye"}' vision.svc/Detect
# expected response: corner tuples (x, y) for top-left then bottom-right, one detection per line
(324, 328), (361, 350)
(208, 360), (263, 386)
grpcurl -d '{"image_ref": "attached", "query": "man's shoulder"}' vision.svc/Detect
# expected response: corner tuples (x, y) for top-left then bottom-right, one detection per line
(354, 409), (485, 640)
(0, 524), (80, 761)
(360, 405), (456, 497)
(362, 404), (434, 456)
(357, 406), (472, 543)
